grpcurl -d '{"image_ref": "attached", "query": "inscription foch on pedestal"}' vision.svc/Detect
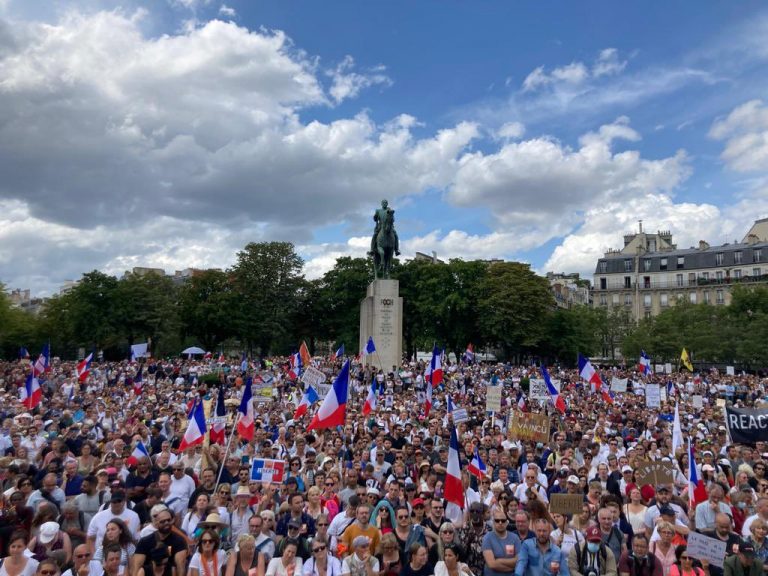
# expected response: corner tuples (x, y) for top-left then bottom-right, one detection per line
(360, 280), (402, 370)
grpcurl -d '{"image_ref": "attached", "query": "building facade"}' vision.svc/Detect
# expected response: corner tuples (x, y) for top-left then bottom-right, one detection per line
(593, 219), (768, 320)
(547, 272), (591, 309)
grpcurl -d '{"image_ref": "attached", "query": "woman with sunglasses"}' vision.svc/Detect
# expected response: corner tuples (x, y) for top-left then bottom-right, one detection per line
(302, 537), (341, 576)
(224, 534), (264, 576)
(428, 522), (458, 566)
(669, 545), (708, 576)
(189, 529), (228, 576)
(1, 530), (39, 576)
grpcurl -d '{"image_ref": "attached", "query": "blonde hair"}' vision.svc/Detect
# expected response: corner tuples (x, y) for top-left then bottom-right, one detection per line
(307, 486), (321, 497)
(237, 534), (256, 549)
(657, 520), (675, 534)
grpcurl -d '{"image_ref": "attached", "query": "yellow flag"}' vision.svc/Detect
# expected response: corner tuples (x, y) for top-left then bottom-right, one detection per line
(680, 348), (693, 371)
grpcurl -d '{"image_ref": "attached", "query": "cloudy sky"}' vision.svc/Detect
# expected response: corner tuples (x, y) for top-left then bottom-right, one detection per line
(1, 1), (767, 296)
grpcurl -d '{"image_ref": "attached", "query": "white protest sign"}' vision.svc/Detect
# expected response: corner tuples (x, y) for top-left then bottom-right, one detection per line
(645, 384), (661, 408)
(611, 377), (628, 393)
(660, 386), (667, 402)
(687, 531), (727, 567)
(530, 379), (548, 400)
(692, 395), (703, 409)
(726, 366), (735, 376)
(655, 364), (665, 374)
(665, 363), (672, 374)
(452, 408), (469, 424)
(486, 386), (502, 412)
(302, 366), (327, 388)
(315, 384), (331, 398)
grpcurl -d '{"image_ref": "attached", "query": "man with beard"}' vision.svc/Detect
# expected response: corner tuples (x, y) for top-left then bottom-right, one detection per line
(132, 505), (188, 576)
(702, 513), (742, 576)
(457, 502), (491, 576)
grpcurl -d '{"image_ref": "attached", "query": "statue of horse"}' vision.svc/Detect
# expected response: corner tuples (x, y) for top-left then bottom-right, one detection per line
(374, 214), (396, 279)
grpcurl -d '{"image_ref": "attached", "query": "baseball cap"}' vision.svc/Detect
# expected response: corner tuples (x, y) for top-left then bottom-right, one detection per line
(567, 475), (580, 484)
(585, 526), (602, 542)
(621, 465), (633, 473)
(659, 505), (675, 516)
(411, 498), (425, 507)
(110, 491), (126, 503)
(739, 541), (756, 557)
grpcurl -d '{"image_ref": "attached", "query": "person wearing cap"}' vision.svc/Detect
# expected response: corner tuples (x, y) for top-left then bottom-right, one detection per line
(277, 494), (316, 543)
(86, 489), (140, 552)
(643, 486), (686, 539)
(649, 506), (688, 545)
(695, 485), (733, 532)
(341, 535), (379, 576)
(276, 519), (312, 562)
(230, 486), (256, 542)
(567, 525), (616, 576)
(515, 517), (568, 576)
(28, 521), (72, 565)
(722, 539), (763, 576)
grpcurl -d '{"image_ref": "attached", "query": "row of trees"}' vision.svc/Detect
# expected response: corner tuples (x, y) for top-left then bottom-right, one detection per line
(2, 241), (767, 368)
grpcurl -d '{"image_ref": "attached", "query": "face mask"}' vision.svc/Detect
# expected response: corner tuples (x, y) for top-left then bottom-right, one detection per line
(587, 543), (600, 553)
(737, 502), (747, 509)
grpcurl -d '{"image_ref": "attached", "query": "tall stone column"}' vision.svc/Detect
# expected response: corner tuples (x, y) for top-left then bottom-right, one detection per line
(359, 279), (403, 372)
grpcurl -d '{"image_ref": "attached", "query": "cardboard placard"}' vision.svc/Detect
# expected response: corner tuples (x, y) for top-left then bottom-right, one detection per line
(549, 493), (584, 516)
(508, 412), (550, 443)
(716, 398), (726, 408)
(452, 408), (469, 424)
(655, 364), (665, 374)
(315, 383), (331, 398)
(611, 377), (628, 393)
(302, 366), (327, 388)
(250, 458), (286, 483)
(687, 531), (727, 567)
(726, 366), (735, 376)
(486, 386), (502, 412)
(665, 363), (672, 374)
(645, 384), (661, 408)
(633, 460), (675, 487)
(530, 379), (549, 401)
(660, 386), (668, 403)
(692, 395), (703, 409)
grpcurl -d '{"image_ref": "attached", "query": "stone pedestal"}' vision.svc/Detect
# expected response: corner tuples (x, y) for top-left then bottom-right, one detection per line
(359, 279), (403, 371)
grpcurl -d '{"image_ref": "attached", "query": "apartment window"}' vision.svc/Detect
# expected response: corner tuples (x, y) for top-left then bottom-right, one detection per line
(754, 268), (762, 278)
(624, 259), (632, 272)
(703, 291), (710, 304)
(734, 269), (742, 279)
(715, 253), (724, 266)
(734, 251), (742, 264)
(600, 278), (607, 289)
(660, 258), (668, 271)
(716, 270), (724, 281)
(624, 294), (632, 306)
(644, 259), (652, 272)
(644, 294), (652, 308)
(754, 249), (762, 263)
(688, 273), (696, 286)
(599, 294), (607, 306)
(644, 311), (652, 319)
(599, 261), (607, 273)
(643, 276), (651, 289)
(648, 239), (657, 252)
(716, 290), (724, 304)
(689, 293), (697, 304)
(612, 294), (620, 305)
(676, 273), (684, 287)
(677, 256), (685, 268)
(624, 276), (631, 289)
(701, 272), (709, 280)
(660, 293), (669, 307)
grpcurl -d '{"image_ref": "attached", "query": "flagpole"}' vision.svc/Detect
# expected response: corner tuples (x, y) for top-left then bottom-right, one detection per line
(213, 410), (242, 493)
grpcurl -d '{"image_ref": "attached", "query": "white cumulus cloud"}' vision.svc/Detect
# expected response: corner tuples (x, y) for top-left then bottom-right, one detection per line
(709, 99), (768, 172)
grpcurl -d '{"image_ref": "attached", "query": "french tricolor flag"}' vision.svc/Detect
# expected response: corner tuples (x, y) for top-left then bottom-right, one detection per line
(517, 392), (527, 412)
(294, 385), (320, 420)
(578, 353), (602, 388)
(178, 400), (207, 451)
(464, 343), (475, 363)
(443, 424), (465, 521)
(362, 377), (377, 416)
(33, 343), (50, 377)
(688, 440), (708, 508)
(308, 360), (349, 431)
(76, 353), (93, 383)
(236, 377), (255, 441)
(467, 447), (486, 479)
(288, 352), (302, 380)
(334, 344), (345, 360)
(127, 440), (150, 466)
(209, 388), (227, 445)
(541, 364), (566, 414)
(637, 350), (653, 375)
(133, 365), (144, 396)
(20, 374), (42, 410)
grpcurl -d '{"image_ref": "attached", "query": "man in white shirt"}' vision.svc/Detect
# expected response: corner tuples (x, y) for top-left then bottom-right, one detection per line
(169, 462), (195, 502)
(87, 491), (140, 552)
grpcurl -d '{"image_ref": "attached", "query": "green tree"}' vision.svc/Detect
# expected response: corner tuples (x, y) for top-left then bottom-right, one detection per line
(0, 284), (42, 359)
(231, 242), (304, 355)
(542, 306), (603, 363)
(178, 269), (238, 351)
(65, 271), (120, 350)
(477, 262), (554, 360)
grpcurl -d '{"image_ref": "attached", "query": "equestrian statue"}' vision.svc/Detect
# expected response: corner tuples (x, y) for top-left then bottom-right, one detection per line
(368, 199), (400, 279)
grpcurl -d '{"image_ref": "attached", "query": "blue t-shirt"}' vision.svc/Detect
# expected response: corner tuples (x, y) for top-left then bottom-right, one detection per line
(482, 530), (521, 576)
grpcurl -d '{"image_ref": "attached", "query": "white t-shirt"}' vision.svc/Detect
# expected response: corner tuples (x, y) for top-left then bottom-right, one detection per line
(189, 550), (229, 576)
(87, 508), (141, 543)
(0, 557), (38, 576)
(170, 473), (196, 501)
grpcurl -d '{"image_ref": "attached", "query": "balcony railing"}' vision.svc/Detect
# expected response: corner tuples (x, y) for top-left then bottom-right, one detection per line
(594, 274), (768, 291)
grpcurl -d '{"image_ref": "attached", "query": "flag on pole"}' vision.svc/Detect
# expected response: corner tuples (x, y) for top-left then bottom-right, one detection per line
(19, 347), (30, 360)
(294, 385), (320, 420)
(334, 344), (345, 359)
(464, 343), (475, 363)
(638, 350), (653, 375)
(20, 374), (42, 409)
(365, 337), (376, 355)
(426, 345), (444, 386)
(688, 439), (707, 508)
(76, 353), (93, 383)
(541, 364), (566, 414)
(681, 348), (693, 371)
(308, 360), (349, 431)
(444, 424), (464, 520)
(236, 377), (255, 441)
(178, 400), (207, 452)
(672, 403), (683, 456)
(577, 353), (603, 388)
(33, 343), (50, 377)
(288, 352), (302, 379)
(209, 388), (227, 445)
(299, 341), (312, 368)
(362, 376), (377, 416)
(517, 392), (527, 412)
(127, 440), (150, 466)
(133, 365), (144, 396)
(467, 447), (487, 479)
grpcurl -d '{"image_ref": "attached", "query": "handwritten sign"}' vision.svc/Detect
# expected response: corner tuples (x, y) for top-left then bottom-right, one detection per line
(452, 408), (469, 424)
(508, 412), (550, 443)
(530, 379), (548, 401)
(687, 531), (727, 567)
(611, 377), (628, 393)
(633, 460), (675, 487)
(250, 458), (286, 483)
(645, 384), (661, 408)
(550, 494), (584, 516)
(302, 366), (327, 388)
(486, 386), (502, 412)
(692, 395), (703, 409)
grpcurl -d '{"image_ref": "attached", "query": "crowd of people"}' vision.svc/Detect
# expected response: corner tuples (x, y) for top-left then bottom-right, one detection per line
(0, 354), (765, 576)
